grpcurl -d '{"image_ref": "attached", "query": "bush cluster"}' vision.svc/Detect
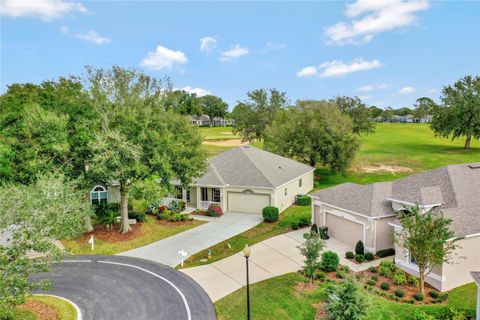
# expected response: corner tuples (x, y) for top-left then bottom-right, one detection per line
(376, 248), (395, 258)
(320, 251), (340, 272)
(394, 289), (406, 298)
(380, 282), (391, 290)
(298, 216), (310, 227)
(262, 206), (279, 222)
(414, 292), (424, 301)
(368, 266), (377, 273)
(393, 270), (408, 285)
(355, 254), (365, 263)
(370, 275), (378, 282)
(296, 195), (311, 206)
(128, 210), (146, 222)
(364, 252), (374, 261)
(409, 275), (420, 287)
(345, 251), (354, 259)
(207, 203), (223, 217)
(429, 290), (440, 299)
(291, 222), (299, 230)
(378, 261), (396, 278)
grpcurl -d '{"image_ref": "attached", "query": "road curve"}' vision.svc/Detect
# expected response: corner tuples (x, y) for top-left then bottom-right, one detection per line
(33, 255), (216, 320)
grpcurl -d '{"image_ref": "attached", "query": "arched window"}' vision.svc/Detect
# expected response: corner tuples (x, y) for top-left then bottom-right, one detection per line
(90, 185), (107, 205)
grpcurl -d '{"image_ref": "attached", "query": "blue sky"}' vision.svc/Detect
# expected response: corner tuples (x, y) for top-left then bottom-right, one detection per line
(1, 0), (479, 110)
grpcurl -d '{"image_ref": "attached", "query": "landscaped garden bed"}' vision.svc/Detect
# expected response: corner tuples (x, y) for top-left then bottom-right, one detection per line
(12, 295), (77, 320)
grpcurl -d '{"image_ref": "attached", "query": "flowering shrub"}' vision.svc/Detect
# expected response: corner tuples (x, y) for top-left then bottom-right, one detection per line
(207, 203), (223, 217)
(158, 205), (168, 214)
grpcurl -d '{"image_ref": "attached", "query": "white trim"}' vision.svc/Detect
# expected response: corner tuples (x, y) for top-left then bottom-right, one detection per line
(386, 197), (442, 211)
(98, 261), (192, 320)
(90, 185), (108, 204)
(373, 220), (378, 253)
(34, 294), (82, 320)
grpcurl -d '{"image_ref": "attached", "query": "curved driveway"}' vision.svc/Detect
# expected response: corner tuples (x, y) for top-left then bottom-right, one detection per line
(33, 255), (216, 320)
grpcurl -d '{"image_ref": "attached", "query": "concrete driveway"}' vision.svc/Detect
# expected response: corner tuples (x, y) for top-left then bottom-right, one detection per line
(181, 229), (391, 302)
(120, 212), (263, 267)
(33, 255), (215, 320)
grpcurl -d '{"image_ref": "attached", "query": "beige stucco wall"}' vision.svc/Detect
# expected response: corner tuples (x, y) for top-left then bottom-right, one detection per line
(223, 186), (274, 213)
(312, 200), (396, 252)
(394, 233), (479, 291)
(273, 170), (314, 213)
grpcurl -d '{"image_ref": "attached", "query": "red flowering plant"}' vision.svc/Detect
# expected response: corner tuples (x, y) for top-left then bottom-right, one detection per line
(207, 204), (223, 217)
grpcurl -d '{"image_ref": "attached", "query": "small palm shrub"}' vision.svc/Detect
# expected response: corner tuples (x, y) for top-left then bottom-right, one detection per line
(320, 251), (340, 272)
(355, 240), (365, 255)
(262, 206), (279, 222)
(345, 251), (354, 259)
(393, 270), (408, 285)
(395, 289), (405, 298)
(380, 282), (391, 291)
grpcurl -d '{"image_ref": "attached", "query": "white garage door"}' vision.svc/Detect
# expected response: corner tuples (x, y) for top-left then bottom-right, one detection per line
(325, 212), (363, 246)
(227, 192), (270, 214)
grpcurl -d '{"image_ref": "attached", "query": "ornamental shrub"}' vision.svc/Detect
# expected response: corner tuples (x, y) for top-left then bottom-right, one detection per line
(291, 222), (299, 230)
(364, 252), (374, 261)
(207, 203), (223, 217)
(320, 251), (340, 272)
(395, 289), (405, 298)
(128, 210), (146, 223)
(310, 224), (319, 234)
(355, 240), (365, 255)
(296, 195), (311, 206)
(429, 290), (440, 299)
(326, 279), (368, 320)
(379, 261), (396, 278)
(380, 282), (391, 291)
(367, 279), (376, 286)
(371, 275), (378, 282)
(262, 206), (279, 222)
(368, 266), (377, 273)
(414, 292), (424, 301)
(376, 248), (395, 257)
(314, 271), (326, 281)
(393, 271), (408, 285)
(355, 254), (365, 263)
(409, 275), (420, 287)
(345, 251), (354, 259)
(298, 216), (311, 227)
(413, 310), (435, 320)
(336, 270), (347, 279)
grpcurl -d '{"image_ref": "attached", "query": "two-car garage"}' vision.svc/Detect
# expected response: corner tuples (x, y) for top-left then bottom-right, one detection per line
(324, 212), (364, 247)
(227, 192), (271, 214)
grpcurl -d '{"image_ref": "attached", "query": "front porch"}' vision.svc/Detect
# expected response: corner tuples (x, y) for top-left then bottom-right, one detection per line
(163, 185), (223, 211)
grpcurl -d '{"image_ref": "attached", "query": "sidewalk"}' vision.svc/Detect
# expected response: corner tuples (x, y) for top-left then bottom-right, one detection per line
(119, 212), (263, 267)
(181, 229), (392, 302)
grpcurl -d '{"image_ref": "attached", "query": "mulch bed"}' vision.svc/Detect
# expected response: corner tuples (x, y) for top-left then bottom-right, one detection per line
(80, 223), (143, 243)
(19, 300), (59, 320)
(347, 256), (382, 264)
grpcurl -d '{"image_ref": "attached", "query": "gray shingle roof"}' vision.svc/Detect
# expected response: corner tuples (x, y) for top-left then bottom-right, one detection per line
(311, 163), (480, 236)
(191, 146), (314, 188)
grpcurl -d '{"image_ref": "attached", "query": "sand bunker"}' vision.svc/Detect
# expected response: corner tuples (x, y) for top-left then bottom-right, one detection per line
(203, 139), (249, 147)
(360, 165), (413, 174)
(220, 131), (234, 135)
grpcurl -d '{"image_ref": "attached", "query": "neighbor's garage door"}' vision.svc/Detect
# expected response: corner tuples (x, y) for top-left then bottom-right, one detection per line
(227, 192), (270, 214)
(325, 212), (363, 246)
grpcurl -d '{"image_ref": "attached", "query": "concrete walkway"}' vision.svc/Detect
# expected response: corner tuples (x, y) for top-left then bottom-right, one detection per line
(181, 229), (392, 302)
(119, 212), (263, 267)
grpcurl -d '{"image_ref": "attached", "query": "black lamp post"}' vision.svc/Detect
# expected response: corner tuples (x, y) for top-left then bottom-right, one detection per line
(243, 244), (252, 320)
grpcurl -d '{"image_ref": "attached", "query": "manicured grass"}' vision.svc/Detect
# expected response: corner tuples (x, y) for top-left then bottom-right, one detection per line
(215, 273), (477, 320)
(199, 126), (240, 140)
(10, 295), (77, 320)
(180, 205), (311, 268)
(62, 215), (204, 255)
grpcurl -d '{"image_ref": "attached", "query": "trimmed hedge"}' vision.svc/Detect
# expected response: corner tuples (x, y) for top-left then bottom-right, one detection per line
(355, 254), (365, 263)
(345, 251), (354, 259)
(364, 252), (374, 261)
(296, 195), (311, 206)
(376, 248), (395, 258)
(262, 206), (279, 222)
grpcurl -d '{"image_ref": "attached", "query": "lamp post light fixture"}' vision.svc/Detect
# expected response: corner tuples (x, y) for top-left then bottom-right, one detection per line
(243, 244), (252, 320)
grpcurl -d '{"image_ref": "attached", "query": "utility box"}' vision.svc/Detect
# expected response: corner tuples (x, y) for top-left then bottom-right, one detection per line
(319, 226), (329, 240)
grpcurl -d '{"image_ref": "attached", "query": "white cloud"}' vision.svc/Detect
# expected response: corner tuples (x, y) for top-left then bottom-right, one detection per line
(398, 86), (415, 94)
(263, 42), (287, 51)
(296, 66), (318, 77)
(297, 58), (382, 78)
(325, 0), (429, 45)
(178, 86), (211, 97)
(220, 44), (250, 61)
(357, 83), (388, 91)
(140, 45), (188, 71)
(427, 88), (438, 94)
(0, 0), (86, 21)
(61, 26), (110, 45)
(199, 36), (216, 54)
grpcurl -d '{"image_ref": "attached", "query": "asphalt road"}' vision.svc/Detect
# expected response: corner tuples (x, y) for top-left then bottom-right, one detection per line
(33, 255), (216, 320)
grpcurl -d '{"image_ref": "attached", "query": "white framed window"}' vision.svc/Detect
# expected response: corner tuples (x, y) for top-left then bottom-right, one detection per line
(212, 188), (221, 202)
(201, 187), (209, 201)
(175, 186), (183, 200)
(299, 179), (302, 188)
(90, 185), (107, 205)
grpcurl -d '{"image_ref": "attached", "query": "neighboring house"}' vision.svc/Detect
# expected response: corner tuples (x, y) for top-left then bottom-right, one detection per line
(88, 181), (120, 205)
(310, 163), (480, 291)
(164, 146), (314, 214)
(188, 115), (234, 127)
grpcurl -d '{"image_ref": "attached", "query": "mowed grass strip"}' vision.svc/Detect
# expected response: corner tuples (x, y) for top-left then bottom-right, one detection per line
(179, 205), (310, 268)
(214, 273), (476, 320)
(12, 295), (78, 320)
(62, 215), (204, 255)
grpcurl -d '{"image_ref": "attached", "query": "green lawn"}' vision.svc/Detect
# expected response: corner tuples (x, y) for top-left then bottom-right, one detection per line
(199, 126), (240, 140)
(9, 295), (77, 320)
(62, 215), (204, 255)
(180, 205), (311, 268)
(215, 273), (477, 320)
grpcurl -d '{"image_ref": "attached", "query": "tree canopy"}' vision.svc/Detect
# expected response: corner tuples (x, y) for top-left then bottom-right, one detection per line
(163, 89), (202, 116)
(330, 96), (375, 135)
(414, 97), (437, 120)
(264, 100), (360, 173)
(231, 88), (289, 142)
(198, 95), (228, 125)
(0, 173), (92, 314)
(431, 75), (480, 149)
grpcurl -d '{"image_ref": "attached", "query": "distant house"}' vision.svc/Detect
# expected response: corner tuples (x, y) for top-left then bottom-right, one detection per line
(310, 163), (480, 291)
(188, 115), (234, 127)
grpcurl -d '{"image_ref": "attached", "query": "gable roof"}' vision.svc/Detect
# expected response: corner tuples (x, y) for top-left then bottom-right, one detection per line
(191, 146), (314, 188)
(310, 163), (480, 236)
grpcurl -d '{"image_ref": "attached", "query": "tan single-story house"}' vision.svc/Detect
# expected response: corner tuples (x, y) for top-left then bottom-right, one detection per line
(164, 146), (314, 214)
(311, 163), (480, 291)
